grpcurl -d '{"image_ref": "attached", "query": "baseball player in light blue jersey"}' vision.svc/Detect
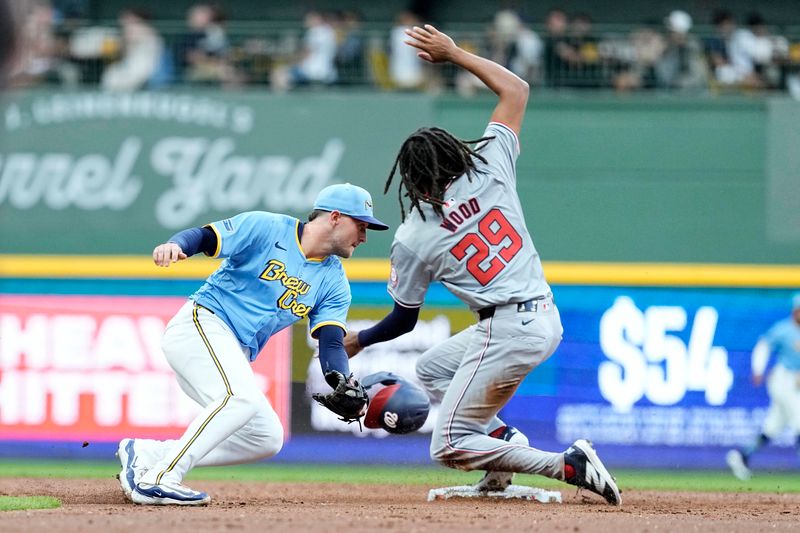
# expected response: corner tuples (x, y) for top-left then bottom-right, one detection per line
(727, 293), (800, 480)
(116, 183), (387, 506)
(344, 25), (621, 506)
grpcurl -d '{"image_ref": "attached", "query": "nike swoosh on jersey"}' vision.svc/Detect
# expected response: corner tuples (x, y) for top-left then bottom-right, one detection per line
(521, 318), (535, 326)
(275, 242), (287, 251)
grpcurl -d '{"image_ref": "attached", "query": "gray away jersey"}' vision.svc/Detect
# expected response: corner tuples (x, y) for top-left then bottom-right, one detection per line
(388, 122), (551, 311)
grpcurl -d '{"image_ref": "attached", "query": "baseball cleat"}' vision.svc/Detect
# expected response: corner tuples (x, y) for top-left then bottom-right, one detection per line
(132, 482), (211, 506)
(563, 439), (621, 506)
(726, 449), (752, 481)
(116, 438), (137, 501)
(475, 426), (529, 492)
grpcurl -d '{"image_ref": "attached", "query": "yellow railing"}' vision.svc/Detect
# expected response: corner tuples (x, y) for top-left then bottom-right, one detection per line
(1, 255), (799, 287)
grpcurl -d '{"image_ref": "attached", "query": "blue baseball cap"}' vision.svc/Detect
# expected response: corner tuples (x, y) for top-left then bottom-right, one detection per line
(313, 183), (389, 231)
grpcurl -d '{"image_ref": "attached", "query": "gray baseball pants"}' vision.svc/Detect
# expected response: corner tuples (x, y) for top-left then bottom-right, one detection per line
(416, 299), (566, 479)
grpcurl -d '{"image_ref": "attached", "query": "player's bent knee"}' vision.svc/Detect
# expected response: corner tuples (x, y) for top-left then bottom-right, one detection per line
(429, 437), (455, 463)
(227, 392), (264, 420)
(429, 444), (470, 470)
(259, 431), (283, 459)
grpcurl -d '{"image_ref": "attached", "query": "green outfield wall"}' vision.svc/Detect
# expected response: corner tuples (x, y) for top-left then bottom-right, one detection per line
(1, 90), (798, 264)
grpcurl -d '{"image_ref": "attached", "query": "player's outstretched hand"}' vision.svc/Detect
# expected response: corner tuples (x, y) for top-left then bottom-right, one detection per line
(404, 24), (457, 64)
(344, 330), (363, 358)
(312, 371), (369, 424)
(153, 242), (187, 267)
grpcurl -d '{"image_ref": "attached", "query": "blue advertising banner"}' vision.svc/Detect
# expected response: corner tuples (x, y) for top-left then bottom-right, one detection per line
(2, 279), (798, 470)
(503, 287), (796, 468)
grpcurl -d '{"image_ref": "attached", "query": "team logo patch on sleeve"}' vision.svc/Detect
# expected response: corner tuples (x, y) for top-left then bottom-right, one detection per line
(390, 264), (399, 288)
(223, 219), (234, 232)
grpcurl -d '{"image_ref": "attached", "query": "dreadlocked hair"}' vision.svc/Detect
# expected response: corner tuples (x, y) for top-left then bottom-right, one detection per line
(384, 127), (494, 222)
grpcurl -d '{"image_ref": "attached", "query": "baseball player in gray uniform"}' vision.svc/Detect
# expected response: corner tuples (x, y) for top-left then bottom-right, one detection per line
(344, 24), (621, 505)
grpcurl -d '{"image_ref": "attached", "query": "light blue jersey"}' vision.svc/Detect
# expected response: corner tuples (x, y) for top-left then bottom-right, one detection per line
(191, 211), (350, 360)
(763, 318), (800, 371)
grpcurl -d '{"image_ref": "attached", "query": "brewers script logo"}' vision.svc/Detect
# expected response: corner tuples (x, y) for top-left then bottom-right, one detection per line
(259, 259), (313, 318)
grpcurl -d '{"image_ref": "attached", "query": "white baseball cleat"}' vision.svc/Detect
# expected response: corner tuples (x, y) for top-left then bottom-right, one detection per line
(475, 426), (529, 492)
(563, 439), (622, 506)
(115, 438), (138, 501)
(132, 481), (211, 506)
(726, 449), (752, 481)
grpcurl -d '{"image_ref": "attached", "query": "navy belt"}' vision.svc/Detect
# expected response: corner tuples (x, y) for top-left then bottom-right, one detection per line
(478, 294), (550, 321)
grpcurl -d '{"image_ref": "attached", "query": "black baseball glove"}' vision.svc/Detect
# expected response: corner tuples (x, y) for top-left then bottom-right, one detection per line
(312, 371), (369, 424)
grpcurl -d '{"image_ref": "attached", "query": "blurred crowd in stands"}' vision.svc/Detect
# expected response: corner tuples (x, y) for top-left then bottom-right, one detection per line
(8, 2), (800, 97)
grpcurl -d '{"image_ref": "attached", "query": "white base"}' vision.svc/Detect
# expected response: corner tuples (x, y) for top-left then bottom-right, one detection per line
(427, 484), (562, 503)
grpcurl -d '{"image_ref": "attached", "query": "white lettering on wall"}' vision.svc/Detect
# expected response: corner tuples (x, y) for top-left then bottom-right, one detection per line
(0, 138), (142, 211)
(0, 312), (189, 427)
(9, 93), (253, 133)
(0, 136), (346, 228)
(598, 296), (734, 412)
(152, 137), (344, 228)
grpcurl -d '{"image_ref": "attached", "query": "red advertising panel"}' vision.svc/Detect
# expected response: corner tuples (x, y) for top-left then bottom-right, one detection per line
(0, 295), (291, 442)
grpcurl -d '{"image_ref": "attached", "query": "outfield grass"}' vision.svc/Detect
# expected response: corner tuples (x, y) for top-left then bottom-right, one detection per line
(0, 496), (60, 511)
(1, 460), (799, 494)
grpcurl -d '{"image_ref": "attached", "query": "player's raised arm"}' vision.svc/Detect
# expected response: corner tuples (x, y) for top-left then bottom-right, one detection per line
(405, 24), (529, 135)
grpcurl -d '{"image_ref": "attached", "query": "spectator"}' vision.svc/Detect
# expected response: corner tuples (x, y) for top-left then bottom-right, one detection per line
(735, 13), (789, 89)
(334, 10), (366, 85)
(611, 23), (666, 92)
(654, 10), (708, 91)
(704, 10), (733, 81)
(0, 0), (16, 89)
(564, 13), (603, 88)
(10, 1), (78, 88)
(101, 8), (163, 91)
(542, 8), (570, 87)
(456, 10), (542, 96)
(178, 3), (233, 85)
(487, 10), (542, 84)
(272, 10), (338, 91)
(389, 11), (425, 90)
(705, 11), (762, 90)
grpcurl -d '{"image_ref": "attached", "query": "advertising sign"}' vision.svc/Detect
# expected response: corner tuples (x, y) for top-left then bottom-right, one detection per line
(0, 91), (429, 255)
(0, 294), (291, 442)
(504, 287), (797, 455)
(285, 286), (799, 467)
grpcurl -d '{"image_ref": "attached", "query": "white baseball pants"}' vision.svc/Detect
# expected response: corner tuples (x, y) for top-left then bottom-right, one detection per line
(762, 364), (800, 438)
(137, 301), (283, 486)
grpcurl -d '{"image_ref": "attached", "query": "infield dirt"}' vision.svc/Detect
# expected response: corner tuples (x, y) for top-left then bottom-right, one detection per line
(1, 478), (799, 532)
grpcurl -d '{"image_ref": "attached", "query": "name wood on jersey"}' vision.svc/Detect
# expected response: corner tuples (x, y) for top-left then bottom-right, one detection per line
(439, 197), (481, 233)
